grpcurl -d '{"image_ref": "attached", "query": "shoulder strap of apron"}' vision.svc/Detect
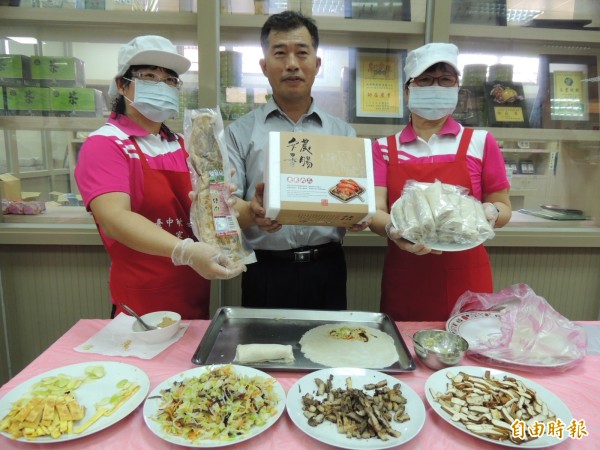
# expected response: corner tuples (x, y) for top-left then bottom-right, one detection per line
(456, 127), (474, 161)
(386, 135), (399, 166)
(129, 137), (151, 170)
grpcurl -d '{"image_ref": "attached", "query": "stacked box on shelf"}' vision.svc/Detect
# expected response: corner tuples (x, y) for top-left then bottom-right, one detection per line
(179, 88), (199, 117)
(220, 51), (242, 87)
(48, 87), (105, 117)
(0, 55), (35, 87)
(84, 0), (105, 8)
(30, 56), (86, 88)
(3, 86), (51, 116)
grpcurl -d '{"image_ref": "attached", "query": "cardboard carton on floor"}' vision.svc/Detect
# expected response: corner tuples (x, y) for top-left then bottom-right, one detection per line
(0, 173), (21, 201)
(264, 131), (376, 227)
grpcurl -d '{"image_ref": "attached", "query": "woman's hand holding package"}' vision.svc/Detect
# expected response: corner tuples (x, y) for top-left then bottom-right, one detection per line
(171, 238), (246, 280)
(482, 202), (499, 227)
(385, 222), (441, 255)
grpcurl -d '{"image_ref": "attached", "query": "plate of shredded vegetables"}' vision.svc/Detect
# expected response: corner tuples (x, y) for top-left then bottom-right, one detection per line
(142, 364), (285, 447)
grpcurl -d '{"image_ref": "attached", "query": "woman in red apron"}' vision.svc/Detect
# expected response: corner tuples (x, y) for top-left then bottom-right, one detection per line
(75, 36), (244, 320)
(370, 43), (512, 321)
(107, 137), (211, 319)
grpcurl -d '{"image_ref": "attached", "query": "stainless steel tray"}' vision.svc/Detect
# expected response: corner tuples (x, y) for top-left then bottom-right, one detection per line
(191, 307), (416, 373)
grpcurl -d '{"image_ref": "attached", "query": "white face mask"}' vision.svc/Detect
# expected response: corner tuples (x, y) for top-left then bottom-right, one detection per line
(124, 78), (180, 123)
(408, 85), (459, 120)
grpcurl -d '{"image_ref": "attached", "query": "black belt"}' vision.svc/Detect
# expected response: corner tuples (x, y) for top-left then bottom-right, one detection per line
(254, 241), (342, 263)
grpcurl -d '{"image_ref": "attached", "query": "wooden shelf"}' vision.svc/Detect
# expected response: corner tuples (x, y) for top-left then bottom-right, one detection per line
(0, 7), (197, 43)
(450, 23), (600, 50)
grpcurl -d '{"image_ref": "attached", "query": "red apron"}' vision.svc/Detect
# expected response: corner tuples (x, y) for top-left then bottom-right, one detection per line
(381, 128), (493, 321)
(106, 137), (210, 319)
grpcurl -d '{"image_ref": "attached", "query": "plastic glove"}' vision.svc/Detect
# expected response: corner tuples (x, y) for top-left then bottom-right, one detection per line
(385, 222), (442, 255)
(385, 222), (403, 241)
(482, 202), (499, 227)
(171, 238), (246, 280)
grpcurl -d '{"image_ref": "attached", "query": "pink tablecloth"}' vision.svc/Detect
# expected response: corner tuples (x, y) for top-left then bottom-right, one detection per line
(0, 320), (597, 449)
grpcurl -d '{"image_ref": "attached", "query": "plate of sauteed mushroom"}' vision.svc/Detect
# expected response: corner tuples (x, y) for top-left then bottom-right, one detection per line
(286, 367), (425, 449)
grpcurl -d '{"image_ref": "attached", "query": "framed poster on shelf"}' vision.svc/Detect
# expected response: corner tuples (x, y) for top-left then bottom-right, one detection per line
(550, 68), (588, 121)
(348, 48), (407, 125)
(485, 81), (529, 128)
(532, 55), (598, 130)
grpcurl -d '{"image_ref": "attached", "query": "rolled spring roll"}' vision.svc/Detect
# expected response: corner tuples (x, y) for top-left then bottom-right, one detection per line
(456, 196), (482, 244)
(400, 194), (425, 242)
(423, 180), (449, 225)
(412, 189), (436, 241)
(234, 344), (295, 364)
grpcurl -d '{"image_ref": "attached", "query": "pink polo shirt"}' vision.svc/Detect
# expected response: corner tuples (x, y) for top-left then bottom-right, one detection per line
(75, 112), (189, 213)
(371, 118), (509, 200)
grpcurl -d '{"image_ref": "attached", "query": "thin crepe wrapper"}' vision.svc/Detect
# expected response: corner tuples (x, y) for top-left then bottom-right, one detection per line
(451, 283), (588, 373)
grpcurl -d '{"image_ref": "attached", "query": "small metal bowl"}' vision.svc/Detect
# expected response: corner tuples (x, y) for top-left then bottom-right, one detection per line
(412, 329), (469, 370)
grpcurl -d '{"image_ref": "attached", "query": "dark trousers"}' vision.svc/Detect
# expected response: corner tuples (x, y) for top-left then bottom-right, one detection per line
(241, 245), (347, 310)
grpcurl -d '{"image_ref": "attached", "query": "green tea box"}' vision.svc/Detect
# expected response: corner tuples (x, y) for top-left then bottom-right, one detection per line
(0, 55), (32, 87)
(49, 88), (104, 117)
(30, 56), (85, 87)
(4, 86), (50, 116)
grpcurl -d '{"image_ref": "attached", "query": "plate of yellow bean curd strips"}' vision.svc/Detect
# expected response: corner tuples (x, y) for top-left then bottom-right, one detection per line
(0, 361), (149, 443)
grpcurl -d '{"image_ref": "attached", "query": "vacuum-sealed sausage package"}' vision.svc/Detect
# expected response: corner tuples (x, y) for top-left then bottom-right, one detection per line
(184, 108), (256, 264)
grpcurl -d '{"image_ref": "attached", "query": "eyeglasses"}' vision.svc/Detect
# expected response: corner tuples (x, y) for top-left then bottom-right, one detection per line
(129, 72), (183, 88)
(411, 74), (458, 87)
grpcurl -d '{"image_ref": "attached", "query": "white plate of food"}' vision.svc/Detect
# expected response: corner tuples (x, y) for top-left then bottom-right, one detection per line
(0, 361), (149, 443)
(143, 364), (285, 447)
(390, 214), (486, 252)
(286, 367), (425, 450)
(446, 311), (503, 344)
(411, 238), (486, 252)
(446, 312), (575, 369)
(425, 366), (573, 448)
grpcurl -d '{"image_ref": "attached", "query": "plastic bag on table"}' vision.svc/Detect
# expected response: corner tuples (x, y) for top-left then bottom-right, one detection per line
(184, 107), (256, 265)
(449, 283), (588, 372)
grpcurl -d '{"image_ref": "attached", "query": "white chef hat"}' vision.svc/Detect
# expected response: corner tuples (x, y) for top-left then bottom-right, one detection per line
(404, 43), (460, 80)
(108, 35), (191, 99)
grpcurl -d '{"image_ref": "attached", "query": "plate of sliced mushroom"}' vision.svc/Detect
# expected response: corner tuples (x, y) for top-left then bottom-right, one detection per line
(286, 367), (425, 450)
(425, 366), (573, 448)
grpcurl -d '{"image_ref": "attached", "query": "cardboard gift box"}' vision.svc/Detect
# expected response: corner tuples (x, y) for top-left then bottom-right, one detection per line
(49, 87), (105, 117)
(264, 131), (376, 227)
(30, 56), (85, 88)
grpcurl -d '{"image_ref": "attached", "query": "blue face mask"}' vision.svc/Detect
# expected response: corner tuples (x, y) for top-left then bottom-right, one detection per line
(124, 78), (180, 123)
(408, 85), (459, 120)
